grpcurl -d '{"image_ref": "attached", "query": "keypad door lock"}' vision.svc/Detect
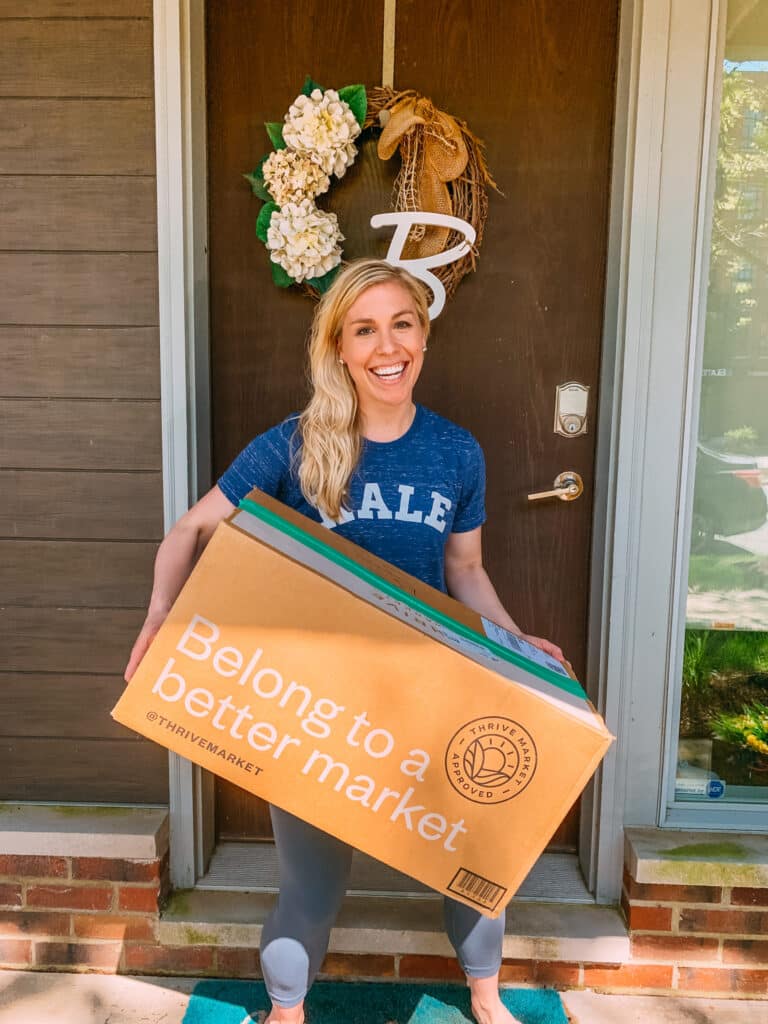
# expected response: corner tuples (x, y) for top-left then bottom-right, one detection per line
(554, 382), (589, 437)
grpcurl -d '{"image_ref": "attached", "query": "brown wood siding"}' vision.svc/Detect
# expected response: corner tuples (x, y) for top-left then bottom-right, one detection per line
(4, 739), (168, 803)
(0, 10), (165, 803)
(1, 675), (144, 739)
(0, 178), (158, 251)
(0, 400), (162, 470)
(0, 253), (159, 324)
(0, 21), (153, 97)
(0, 608), (145, 675)
(0, 100), (155, 174)
(4, 327), (160, 398)
(0, 2), (151, 15)
(0, 541), (156, 606)
(0, 470), (163, 539)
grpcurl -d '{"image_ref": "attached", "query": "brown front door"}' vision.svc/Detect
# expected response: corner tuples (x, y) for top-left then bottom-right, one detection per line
(206, 0), (619, 850)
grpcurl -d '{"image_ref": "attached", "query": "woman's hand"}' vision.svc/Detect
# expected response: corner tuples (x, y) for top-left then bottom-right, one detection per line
(522, 634), (564, 662)
(124, 610), (168, 682)
(445, 529), (571, 669)
(522, 634), (574, 677)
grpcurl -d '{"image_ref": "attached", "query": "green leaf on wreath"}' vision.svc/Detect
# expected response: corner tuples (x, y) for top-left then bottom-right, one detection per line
(270, 259), (294, 289)
(309, 265), (341, 295)
(256, 202), (279, 244)
(265, 122), (286, 149)
(301, 75), (325, 96)
(253, 154), (274, 198)
(243, 171), (272, 203)
(338, 84), (367, 127)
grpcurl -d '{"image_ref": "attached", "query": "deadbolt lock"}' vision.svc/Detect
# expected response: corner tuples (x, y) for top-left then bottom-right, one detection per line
(555, 382), (589, 437)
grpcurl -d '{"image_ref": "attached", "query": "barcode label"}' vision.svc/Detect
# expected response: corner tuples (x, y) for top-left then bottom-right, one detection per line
(448, 867), (507, 912)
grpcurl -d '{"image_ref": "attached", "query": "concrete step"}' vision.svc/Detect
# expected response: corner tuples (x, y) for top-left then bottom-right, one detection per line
(160, 889), (630, 964)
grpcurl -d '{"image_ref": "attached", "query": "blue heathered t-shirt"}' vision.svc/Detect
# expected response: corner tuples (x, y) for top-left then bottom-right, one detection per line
(216, 404), (486, 592)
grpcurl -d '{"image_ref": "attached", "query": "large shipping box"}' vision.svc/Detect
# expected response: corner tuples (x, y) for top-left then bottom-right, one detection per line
(113, 491), (612, 917)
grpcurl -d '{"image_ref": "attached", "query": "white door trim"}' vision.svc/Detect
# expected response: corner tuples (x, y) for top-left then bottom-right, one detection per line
(153, 0), (213, 889)
(581, 0), (648, 901)
(606, 0), (719, 839)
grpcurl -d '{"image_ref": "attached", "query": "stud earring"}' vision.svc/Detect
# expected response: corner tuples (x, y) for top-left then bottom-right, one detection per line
(338, 357), (345, 365)
(422, 345), (428, 352)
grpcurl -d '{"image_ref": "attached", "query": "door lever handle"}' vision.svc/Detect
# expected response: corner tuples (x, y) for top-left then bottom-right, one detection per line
(527, 471), (584, 503)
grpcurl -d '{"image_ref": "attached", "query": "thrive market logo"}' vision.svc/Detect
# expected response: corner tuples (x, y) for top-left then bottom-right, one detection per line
(445, 717), (538, 804)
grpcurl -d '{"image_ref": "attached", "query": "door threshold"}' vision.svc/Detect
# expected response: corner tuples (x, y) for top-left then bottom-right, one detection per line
(198, 843), (593, 905)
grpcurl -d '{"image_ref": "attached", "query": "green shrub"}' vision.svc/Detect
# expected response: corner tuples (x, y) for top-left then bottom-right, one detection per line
(683, 629), (768, 684)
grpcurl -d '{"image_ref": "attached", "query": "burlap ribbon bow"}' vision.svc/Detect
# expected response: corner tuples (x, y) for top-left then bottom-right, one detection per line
(377, 95), (469, 258)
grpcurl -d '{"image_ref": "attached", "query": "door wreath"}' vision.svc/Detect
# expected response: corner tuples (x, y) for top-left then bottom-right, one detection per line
(245, 77), (497, 302)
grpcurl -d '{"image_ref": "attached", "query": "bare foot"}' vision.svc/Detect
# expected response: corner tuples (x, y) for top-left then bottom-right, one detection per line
(262, 1006), (305, 1024)
(241, 1013), (277, 1024)
(468, 976), (523, 1024)
(470, 996), (523, 1024)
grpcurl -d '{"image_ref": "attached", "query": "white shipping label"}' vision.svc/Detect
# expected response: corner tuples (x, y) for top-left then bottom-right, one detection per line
(481, 618), (570, 678)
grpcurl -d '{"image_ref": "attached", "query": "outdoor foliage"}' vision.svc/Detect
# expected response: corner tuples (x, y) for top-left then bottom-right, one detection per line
(706, 66), (768, 370)
(681, 628), (768, 742)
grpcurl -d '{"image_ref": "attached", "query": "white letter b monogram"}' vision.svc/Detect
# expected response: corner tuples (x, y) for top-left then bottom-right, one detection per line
(371, 212), (476, 320)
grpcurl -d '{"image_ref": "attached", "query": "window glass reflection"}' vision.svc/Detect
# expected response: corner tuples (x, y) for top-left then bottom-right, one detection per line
(676, 3), (768, 804)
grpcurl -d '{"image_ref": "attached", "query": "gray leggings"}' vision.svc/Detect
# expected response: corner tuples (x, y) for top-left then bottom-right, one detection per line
(260, 806), (505, 1008)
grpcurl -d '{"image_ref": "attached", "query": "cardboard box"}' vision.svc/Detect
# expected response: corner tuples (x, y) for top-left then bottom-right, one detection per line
(113, 491), (613, 917)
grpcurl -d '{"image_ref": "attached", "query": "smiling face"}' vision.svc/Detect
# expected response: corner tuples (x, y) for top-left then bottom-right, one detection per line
(336, 281), (427, 419)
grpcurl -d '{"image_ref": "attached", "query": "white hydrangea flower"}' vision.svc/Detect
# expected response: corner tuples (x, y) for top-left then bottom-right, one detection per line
(283, 88), (361, 178)
(262, 149), (331, 206)
(266, 200), (343, 282)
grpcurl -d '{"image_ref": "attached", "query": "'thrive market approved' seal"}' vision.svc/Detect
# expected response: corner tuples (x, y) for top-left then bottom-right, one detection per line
(445, 717), (538, 804)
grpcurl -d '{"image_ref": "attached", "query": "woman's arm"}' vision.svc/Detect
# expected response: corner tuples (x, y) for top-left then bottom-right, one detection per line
(444, 527), (565, 662)
(124, 485), (235, 681)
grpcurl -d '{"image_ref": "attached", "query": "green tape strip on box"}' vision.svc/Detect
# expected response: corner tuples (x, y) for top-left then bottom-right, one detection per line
(238, 498), (587, 702)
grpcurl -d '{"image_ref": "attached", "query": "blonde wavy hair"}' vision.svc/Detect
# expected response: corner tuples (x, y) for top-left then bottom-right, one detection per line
(298, 259), (430, 520)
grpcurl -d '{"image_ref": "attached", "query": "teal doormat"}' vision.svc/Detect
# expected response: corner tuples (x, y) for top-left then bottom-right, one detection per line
(181, 980), (568, 1024)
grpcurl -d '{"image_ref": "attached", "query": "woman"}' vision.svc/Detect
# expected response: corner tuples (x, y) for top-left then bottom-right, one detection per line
(125, 259), (564, 1024)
